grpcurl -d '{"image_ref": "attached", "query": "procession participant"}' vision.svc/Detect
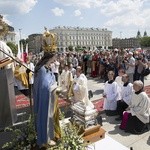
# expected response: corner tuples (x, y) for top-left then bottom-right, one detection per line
(72, 66), (94, 109)
(115, 74), (133, 121)
(59, 64), (73, 93)
(91, 51), (98, 77)
(125, 52), (135, 83)
(121, 80), (150, 134)
(51, 57), (60, 84)
(82, 50), (88, 75)
(69, 63), (76, 78)
(0, 40), (14, 70)
(26, 57), (35, 85)
(14, 59), (29, 96)
(33, 29), (61, 148)
(72, 54), (78, 69)
(59, 53), (66, 74)
(103, 70), (119, 116)
(135, 53), (148, 83)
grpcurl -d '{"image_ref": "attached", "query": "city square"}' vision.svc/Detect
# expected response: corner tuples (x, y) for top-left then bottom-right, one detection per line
(0, 1), (150, 150)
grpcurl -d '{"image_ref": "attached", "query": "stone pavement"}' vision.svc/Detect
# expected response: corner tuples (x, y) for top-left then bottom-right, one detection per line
(87, 75), (150, 150)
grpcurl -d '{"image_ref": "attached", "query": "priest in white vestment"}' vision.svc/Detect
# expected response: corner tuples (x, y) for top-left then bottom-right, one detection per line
(122, 80), (150, 134)
(60, 64), (73, 92)
(73, 66), (94, 110)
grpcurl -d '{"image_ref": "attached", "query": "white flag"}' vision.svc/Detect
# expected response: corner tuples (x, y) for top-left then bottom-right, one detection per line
(17, 41), (21, 59)
(20, 42), (24, 60)
(25, 43), (28, 56)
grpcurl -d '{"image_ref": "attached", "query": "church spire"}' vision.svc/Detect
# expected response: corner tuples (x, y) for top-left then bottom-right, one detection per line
(143, 30), (147, 37)
(136, 30), (141, 38)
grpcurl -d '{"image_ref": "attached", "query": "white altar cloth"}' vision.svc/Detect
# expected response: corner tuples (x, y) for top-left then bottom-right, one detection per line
(86, 135), (129, 150)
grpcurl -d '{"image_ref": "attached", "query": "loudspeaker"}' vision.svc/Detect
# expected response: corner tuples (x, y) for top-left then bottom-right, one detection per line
(0, 69), (17, 129)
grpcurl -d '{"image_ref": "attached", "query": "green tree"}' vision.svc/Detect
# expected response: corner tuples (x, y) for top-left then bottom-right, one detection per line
(6, 42), (18, 55)
(68, 45), (74, 51)
(140, 36), (150, 47)
(20, 39), (27, 51)
(75, 45), (82, 52)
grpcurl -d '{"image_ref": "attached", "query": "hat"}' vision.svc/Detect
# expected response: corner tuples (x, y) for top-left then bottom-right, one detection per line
(114, 48), (118, 52)
(128, 52), (133, 55)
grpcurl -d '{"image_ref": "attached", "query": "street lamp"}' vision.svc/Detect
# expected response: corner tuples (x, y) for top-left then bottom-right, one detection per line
(76, 28), (79, 46)
(19, 29), (22, 41)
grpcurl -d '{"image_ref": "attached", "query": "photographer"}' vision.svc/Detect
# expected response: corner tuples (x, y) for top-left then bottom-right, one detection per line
(124, 52), (135, 83)
(135, 54), (148, 83)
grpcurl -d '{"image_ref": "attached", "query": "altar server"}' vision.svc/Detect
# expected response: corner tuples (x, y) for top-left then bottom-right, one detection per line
(103, 70), (119, 116)
(115, 74), (133, 121)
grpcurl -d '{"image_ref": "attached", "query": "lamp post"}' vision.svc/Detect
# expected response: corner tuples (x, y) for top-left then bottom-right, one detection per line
(19, 28), (22, 41)
(76, 28), (79, 46)
(119, 31), (122, 49)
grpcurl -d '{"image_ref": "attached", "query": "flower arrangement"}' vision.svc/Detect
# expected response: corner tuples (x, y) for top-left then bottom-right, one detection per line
(48, 121), (85, 150)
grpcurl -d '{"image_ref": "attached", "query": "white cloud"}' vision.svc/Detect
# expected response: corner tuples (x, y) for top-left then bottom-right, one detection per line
(51, 7), (64, 16)
(0, 0), (37, 15)
(53, 0), (103, 8)
(2, 15), (12, 25)
(74, 10), (81, 16)
(104, 1), (150, 29)
(80, 17), (84, 20)
(100, 0), (144, 16)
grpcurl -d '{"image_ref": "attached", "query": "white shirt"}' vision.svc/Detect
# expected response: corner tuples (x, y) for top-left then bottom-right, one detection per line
(51, 61), (60, 74)
(27, 62), (35, 84)
(126, 57), (135, 74)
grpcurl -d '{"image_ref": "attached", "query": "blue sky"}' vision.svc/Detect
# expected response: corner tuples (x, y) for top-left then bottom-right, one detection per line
(0, 0), (150, 42)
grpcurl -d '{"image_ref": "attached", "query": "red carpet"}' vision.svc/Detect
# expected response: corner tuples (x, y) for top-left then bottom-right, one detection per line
(15, 85), (150, 112)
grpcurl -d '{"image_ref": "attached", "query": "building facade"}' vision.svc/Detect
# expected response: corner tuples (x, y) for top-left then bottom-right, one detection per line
(112, 38), (140, 49)
(50, 26), (112, 51)
(0, 25), (16, 44)
(112, 31), (149, 49)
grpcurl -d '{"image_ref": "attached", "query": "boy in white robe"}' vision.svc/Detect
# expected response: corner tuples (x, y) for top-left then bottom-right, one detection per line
(115, 68), (125, 102)
(115, 74), (133, 121)
(103, 70), (119, 116)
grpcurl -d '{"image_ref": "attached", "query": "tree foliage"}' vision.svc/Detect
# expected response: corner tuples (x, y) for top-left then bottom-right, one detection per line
(140, 36), (150, 47)
(6, 42), (18, 54)
(68, 45), (74, 51)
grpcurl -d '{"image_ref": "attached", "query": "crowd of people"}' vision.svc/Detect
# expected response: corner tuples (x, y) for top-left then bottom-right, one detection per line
(30, 48), (150, 84)
(29, 49), (150, 141)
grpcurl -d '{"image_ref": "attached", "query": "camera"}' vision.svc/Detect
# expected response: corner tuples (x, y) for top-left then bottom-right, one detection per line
(136, 58), (142, 60)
